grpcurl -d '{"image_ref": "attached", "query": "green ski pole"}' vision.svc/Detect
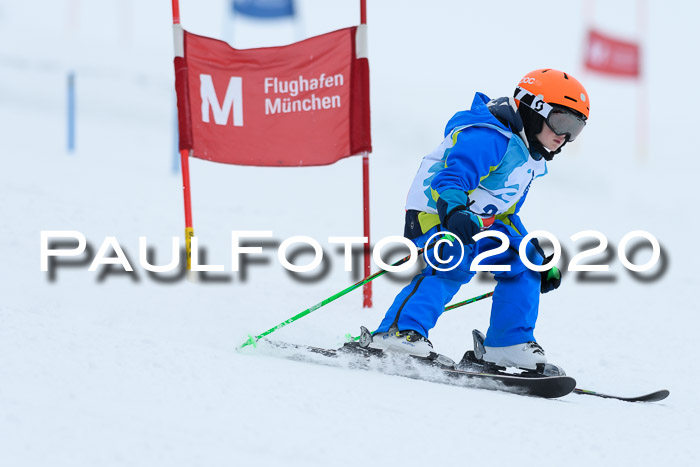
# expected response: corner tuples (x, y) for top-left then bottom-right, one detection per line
(444, 290), (493, 311)
(345, 290), (494, 342)
(238, 240), (439, 349)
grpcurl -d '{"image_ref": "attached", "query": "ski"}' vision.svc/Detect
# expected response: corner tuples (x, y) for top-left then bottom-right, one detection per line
(572, 388), (669, 403)
(248, 338), (577, 399)
(463, 328), (669, 403)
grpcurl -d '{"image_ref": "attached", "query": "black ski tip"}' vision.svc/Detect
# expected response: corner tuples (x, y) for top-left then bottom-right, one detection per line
(533, 376), (577, 399)
(630, 389), (670, 403)
(495, 375), (577, 399)
(573, 388), (670, 403)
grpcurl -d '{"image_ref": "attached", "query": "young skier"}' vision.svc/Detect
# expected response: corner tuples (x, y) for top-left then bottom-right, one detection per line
(366, 69), (590, 370)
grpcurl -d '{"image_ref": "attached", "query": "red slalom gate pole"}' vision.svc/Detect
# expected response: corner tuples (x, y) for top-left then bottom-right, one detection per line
(172, 0), (180, 24)
(172, 0), (194, 269)
(180, 149), (194, 269)
(362, 151), (371, 308)
(360, 0), (372, 308)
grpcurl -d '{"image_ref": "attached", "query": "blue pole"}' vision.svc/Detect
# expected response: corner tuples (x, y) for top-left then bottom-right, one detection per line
(67, 71), (76, 153)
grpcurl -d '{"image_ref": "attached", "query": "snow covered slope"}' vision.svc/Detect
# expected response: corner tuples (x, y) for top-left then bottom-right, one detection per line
(1, 1), (698, 466)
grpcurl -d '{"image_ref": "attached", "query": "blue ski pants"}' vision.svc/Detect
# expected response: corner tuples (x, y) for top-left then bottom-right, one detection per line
(375, 222), (545, 347)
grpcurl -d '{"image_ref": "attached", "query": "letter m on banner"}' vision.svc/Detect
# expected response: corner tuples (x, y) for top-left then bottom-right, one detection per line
(199, 75), (244, 126)
(171, 0), (375, 306)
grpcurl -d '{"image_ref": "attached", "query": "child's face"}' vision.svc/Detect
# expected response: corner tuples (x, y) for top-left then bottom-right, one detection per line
(536, 123), (566, 152)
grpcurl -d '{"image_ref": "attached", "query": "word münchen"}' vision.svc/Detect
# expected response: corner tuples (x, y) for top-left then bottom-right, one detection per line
(264, 74), (343, 115)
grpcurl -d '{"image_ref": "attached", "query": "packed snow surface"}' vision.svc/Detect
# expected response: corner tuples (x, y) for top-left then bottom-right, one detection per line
(1, 1), (698, 466)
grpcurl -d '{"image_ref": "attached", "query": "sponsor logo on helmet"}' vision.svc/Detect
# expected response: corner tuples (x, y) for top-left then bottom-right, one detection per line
(533, 95), (545, 111)
(520, 77), (536, 85)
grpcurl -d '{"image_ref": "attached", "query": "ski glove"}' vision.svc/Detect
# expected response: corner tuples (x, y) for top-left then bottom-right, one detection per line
(444, 210), (489, 247)
(436, 193), (494, 246)
(540, 254), (562, 294)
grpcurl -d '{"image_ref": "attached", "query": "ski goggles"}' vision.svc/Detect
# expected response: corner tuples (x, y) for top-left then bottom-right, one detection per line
(514, 87), (587, 141)
(545, 107), (586, 142)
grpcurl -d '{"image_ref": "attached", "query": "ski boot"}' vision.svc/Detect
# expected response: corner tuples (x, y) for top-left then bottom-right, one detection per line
(459, 330), (565, 376)
(356, 326), (455, 368)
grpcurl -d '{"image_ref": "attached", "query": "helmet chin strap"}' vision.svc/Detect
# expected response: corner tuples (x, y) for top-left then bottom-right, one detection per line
(529, 133), (568, 161)
(518, 103), (569, 161)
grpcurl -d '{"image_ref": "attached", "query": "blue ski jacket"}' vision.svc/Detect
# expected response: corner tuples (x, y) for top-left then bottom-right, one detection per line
(404, 92), (547, 237)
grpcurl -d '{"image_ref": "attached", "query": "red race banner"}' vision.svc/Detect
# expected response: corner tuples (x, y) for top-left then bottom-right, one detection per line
(584, 29), (640, 78)
(174, 26), (371, 166)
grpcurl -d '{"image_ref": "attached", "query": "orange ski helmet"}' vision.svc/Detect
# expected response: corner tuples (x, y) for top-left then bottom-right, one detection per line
(515, 69), (589, 143)
(516, 69), (589, 118)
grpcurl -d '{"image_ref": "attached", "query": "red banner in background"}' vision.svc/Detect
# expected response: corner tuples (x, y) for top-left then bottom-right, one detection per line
(584, 29), (640, 78)
(175, 26), (371, 167)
